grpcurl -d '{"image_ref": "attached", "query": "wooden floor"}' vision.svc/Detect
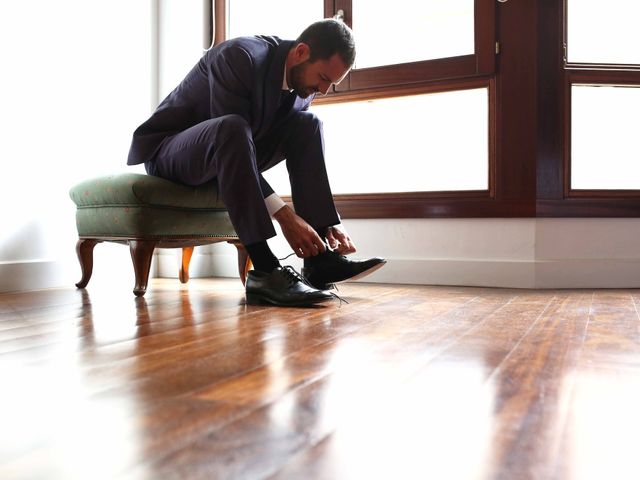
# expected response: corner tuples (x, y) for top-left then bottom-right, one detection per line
(1, 279), (640, 479)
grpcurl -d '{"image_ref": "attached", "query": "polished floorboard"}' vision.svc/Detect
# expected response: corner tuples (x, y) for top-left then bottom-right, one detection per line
(1, 279), (640, 479)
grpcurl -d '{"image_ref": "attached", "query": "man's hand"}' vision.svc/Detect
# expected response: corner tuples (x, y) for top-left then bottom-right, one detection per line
(326, 224), (356, 255)
(273, 205), (327, 258)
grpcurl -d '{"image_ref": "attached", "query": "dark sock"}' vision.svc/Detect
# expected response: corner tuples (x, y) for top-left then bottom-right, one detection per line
(245, 241), (280, 273)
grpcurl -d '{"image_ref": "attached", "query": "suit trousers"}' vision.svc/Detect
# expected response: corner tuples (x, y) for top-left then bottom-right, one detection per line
(145, 111), (339, 245)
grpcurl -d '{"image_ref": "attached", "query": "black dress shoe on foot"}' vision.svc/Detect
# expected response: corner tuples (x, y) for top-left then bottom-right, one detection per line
(246, 266), (334, 307)
(302, 250), (387, 290)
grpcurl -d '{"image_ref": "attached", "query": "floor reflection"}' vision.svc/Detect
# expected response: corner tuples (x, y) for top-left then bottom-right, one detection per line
(561, 368), (640, 480)
(263, 337), (496, 479)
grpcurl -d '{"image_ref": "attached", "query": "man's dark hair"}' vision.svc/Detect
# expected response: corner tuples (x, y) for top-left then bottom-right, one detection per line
(296, 19), (356, 67)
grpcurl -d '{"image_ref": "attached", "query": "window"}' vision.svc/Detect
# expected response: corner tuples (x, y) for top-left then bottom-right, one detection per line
(226, 0), (323, 40)
(566, 0), (640, 65)
(351, 0), (475, 69)
(264, 87), (489, 195)
(206, 0), (640, 218)
(218, 0), (495, 88)
(571, 85), (640, 190)
(217, 0), (496, 214)
(334, 0), (495, 91)
(565, 0), (640, 196)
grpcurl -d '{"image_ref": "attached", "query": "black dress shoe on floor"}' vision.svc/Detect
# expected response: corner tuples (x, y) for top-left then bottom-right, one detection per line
(246, 266), (334, 307)
(302, 250), (387, 290)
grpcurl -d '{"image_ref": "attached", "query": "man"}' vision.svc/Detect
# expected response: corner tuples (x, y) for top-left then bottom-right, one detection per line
(127, 19), (385, 306)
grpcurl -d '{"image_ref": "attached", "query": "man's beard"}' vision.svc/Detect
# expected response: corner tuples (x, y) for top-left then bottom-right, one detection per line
(289, 61), (316, 99)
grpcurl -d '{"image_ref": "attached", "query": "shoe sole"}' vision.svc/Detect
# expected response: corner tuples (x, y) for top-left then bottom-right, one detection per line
(246, 292), (333, 307)
(345, 260), (387, 282)
(306, 260), (387, 290)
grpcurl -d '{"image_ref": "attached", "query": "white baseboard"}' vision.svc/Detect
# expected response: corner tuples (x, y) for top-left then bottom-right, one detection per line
(156, 250), (534, 287)
(0, 260), (74, 293)
(0, 244), (155, 294)
(358, 258), (535, 288)
(156, 250), (240, 279)
(359, 258), (640, 289)
(4, 255), (640, 293)
(535, 258), (640, 289)
(155, 251), (640, 289)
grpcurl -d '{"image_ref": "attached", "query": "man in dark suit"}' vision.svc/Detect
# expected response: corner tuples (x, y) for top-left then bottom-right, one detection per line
(128, 19), (385, 306)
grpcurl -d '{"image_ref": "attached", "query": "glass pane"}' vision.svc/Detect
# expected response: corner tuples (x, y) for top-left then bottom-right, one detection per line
(567, 0), (640, 64)
(227, 0), (324, 41)
(352, 0), (474, 69)
(571, 85), (640, 189)
(262, 88), (489, 195)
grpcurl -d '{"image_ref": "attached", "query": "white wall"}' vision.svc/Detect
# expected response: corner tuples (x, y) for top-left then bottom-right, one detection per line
(158, 0), (203, 99)
(534, 219), (640, 288)
(157, 218), (640, 289)
(0, 1), (153, 292)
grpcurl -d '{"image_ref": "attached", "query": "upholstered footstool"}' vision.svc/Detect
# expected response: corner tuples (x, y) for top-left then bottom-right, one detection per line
(69, 173), (250, 296)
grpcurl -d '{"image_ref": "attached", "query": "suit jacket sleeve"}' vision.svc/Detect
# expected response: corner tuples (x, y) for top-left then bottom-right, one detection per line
(258, 174), (275, 198)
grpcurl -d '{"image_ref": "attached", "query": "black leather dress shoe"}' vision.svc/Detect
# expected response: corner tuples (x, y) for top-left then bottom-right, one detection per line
(245, 266), (334, 307)
(302, 250), (387, 290)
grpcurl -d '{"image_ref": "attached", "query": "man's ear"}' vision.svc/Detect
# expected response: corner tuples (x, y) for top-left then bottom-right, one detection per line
(293, 42), (311, 62)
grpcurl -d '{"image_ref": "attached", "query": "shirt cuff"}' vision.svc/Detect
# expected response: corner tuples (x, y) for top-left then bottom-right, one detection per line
(264, 193), (286, 217)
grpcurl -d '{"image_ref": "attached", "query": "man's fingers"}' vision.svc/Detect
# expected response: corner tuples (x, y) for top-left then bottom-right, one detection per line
(326, 230), (339, 249)
(336, 243), (351, 254)
(335, 234), (356, 254)
(296, 233), (326, 258)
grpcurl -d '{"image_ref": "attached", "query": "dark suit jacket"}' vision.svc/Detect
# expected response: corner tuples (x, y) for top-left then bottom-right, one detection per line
(127, 35), (313, 167)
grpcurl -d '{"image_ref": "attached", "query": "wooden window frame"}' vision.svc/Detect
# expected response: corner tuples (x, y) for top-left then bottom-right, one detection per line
(536, 0), (640, 218)
(564, 72), (640, 200)
(314, 77), (500, 219)
(332, 0), (495, 92)
(212, 1), (556, 220)
(563, 0), (640, 198)
(209, 0), (640, 219)
(537, 0), (640, 217)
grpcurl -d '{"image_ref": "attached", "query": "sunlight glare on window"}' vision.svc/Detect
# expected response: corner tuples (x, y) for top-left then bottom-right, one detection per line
(571, 85), (640, 189)
(227, 0), (324, 40)
(262, 88), (489, 195)
(352, 0), (474, 69)
(567, 0), (640, 64)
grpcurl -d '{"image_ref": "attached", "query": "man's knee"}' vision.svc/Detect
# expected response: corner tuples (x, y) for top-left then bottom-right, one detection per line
(291, 111), (323, 134)
(205, 114), (252, 143)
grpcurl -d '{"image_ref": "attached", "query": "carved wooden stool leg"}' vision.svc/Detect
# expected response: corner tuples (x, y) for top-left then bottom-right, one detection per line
(229, 241), (252, 286)
(75, 238), (102, 289)
(129, 240), (157, 297)
(179, 246), (194, 284)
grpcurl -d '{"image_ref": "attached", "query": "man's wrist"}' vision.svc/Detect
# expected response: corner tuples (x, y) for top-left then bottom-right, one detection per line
(273, 204), (293, 223)
(264, 193), (286, 217)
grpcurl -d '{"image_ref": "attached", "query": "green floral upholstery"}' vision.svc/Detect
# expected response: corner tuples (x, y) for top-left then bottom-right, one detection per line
(69, 174), (237, 239)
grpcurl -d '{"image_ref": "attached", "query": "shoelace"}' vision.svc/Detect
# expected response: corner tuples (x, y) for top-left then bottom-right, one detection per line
(280, 265), (309, 286)
(278, 253), (349, 306)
